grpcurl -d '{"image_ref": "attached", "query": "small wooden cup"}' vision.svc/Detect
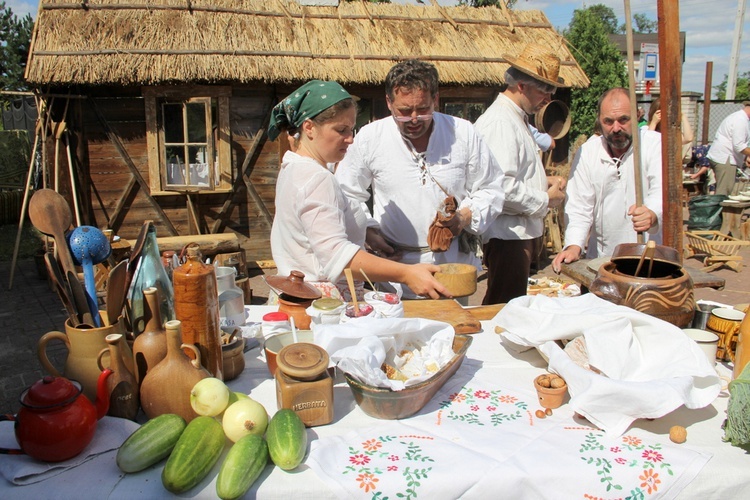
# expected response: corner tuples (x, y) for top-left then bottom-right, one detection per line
(434, 263), (477, 297)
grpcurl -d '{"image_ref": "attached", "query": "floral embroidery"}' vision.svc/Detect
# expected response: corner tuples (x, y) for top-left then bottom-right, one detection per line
(343, 435), (435, 498)
(579, 432), (673, 497)
(437, 385), (529, 427)
(356, 472), (379, 493)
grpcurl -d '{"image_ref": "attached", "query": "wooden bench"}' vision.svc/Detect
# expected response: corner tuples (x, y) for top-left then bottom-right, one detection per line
(685, 230), (750, 272)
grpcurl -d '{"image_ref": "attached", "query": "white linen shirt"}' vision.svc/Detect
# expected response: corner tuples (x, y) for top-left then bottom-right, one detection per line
(706, 108), (750, 166)
(335, 112), (504, 268)
(271, 151), (366, 284)
(563, 129), (663, 258)
(474, 93), (549, 241)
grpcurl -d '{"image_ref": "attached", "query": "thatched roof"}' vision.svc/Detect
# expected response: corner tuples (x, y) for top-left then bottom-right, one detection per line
(25, 0), (589, 88)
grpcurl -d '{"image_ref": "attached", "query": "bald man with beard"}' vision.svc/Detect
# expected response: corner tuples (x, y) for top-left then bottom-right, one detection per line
(552, 88), (663, 272)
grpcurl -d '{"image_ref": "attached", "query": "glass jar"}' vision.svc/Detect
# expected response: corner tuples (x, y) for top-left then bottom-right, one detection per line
(130, 222), (175, 336)
(275, 343), (333, 427)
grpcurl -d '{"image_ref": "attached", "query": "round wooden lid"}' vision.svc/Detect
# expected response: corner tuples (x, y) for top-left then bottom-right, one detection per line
(276, 343), (329, 379)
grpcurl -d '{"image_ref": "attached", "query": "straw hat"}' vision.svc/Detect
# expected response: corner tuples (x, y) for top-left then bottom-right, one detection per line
(505, 43), (568, 88)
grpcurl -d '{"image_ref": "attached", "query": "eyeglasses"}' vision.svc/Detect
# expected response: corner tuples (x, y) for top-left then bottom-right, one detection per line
(392, 113), (433, 123)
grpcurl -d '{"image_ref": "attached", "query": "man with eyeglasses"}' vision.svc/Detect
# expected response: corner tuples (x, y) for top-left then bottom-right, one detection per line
(474, 43), (568, 305)
(551, 87), (663, 273)
(335, 59), (504, 298)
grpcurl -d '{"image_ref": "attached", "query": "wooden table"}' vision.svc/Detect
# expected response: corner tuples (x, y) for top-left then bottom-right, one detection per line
(561, 258), (726, 290)
(719, 200), (750, 240)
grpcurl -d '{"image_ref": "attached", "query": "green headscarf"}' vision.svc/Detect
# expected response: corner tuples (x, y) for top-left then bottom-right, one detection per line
(267, 80), (352, 141)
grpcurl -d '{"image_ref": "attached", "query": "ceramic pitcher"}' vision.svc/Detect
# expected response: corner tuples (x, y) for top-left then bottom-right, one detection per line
(37, 311), (133, 402)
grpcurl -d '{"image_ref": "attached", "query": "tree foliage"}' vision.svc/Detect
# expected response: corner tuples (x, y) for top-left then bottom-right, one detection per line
(714, 71), (750, 101)
(633, 13), (657, 34)
(563, 6), (628, 140)
(0, 1), (33, 101)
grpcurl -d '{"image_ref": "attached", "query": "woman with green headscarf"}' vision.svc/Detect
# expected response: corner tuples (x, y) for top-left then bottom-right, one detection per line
(268, 80), (449, 301)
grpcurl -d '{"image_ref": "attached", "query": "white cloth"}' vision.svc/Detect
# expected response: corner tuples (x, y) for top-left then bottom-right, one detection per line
(474, 93), (549, 241)
(494, 294), (721, 436)
(706, 108), (750, 166)
(563, 129), (663, 258)
(0, 416), (139, 485)
(335, 113), (504, 270)
(271, 151), (367, 284)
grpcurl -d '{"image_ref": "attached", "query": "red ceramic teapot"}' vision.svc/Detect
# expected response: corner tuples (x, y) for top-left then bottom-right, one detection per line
(0, 369), (112, 462)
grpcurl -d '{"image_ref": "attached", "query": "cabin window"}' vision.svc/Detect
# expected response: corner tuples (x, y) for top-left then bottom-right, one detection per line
(144, 86), (232, 194)
(442, 101), (486, 123)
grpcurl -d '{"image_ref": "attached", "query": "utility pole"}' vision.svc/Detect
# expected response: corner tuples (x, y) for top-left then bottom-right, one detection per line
(726, 0), (747, 99)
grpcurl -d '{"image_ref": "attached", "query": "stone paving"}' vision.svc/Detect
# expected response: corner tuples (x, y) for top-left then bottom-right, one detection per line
(1, 236), (748, 414)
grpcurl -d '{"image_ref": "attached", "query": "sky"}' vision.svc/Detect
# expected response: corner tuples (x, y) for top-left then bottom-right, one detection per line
(6, 0), (748, 99)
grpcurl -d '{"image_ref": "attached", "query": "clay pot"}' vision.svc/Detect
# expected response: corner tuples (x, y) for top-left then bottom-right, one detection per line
(37, 311), (133, 403)
(132, 287), (168, 385)
(534, 375), (567, 409)
(589, 244), (695, 328)
(278, 295), (314, 330)
(221, 333), (246, 382)
(139, 320), (210, 422)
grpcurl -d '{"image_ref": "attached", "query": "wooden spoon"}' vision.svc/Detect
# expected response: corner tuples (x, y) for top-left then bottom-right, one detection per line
(634, 240), (656, 278)
(106, 260), (128, 326)
(44, 252), (80, 327)
(28, 189), (77, 278)
(344, 268), (360, 317)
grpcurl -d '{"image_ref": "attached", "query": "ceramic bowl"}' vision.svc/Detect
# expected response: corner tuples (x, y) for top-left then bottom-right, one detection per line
(262, 330), (314, 376)
(344, 335), (472, 420)
(434, 263), (477, 297)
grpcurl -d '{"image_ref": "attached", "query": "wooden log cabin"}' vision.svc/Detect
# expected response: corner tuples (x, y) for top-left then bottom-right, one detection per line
(24, 0), (589, 266)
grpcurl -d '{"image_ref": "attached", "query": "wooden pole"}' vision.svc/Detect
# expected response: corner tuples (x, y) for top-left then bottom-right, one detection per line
(657, 0), (683, 257)
(624, 0), (645, 244)
(701, 61), (713, 144)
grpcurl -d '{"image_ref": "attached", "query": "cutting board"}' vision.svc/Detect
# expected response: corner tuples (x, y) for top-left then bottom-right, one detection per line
(402, 299), (482, 334)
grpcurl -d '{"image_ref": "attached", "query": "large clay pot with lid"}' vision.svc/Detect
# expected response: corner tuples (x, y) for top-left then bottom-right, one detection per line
(0, 371), (112, 462)
(139, 320), (210, 422)
(265, 270), (322, 330)
(589, 242), (695, 327)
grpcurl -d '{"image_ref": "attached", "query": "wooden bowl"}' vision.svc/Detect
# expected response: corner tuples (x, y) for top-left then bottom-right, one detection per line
(434, 263), (477, 297)
(344, 335), (472, 420)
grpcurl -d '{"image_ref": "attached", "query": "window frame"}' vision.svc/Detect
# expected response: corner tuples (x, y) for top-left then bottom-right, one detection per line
(144, 85), (232, 195)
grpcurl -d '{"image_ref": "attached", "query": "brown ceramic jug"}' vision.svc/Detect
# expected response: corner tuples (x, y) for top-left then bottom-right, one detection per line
(132, 287), (168, 385)
(37, 311), (133, 403)
(173, 244), (224, 380)
(589, 243), (695, 328)
(139, 320), (209, 422)
(97, 333), (139, 421)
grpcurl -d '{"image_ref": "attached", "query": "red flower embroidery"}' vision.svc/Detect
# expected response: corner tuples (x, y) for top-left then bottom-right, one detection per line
(449, 393), (466, 403)
(349, 454), (371, 465)
(642, 449), (663, 463)
(610, 446), (621, 453)
(387, 465), (398, 472)
(388, 455), (400, 462)
(362, 439), (382, 452)
(499, 395), (518, 403)
(470, 405), (480, 411)
(356, 473), (379, 493)
(487, 406), (497, 412)
(615, 457), (626, 465)
(622, 435), (642, 447)
(474, 390), (490, 399)
(639, 469), (661, 494)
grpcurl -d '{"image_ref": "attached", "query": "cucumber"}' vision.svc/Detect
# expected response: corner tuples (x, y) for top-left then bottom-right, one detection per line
(266, 409), (307, 470)
(116, 413), (187, 473)
(216, 434), (269, 500)
(161, 416), (226, 493)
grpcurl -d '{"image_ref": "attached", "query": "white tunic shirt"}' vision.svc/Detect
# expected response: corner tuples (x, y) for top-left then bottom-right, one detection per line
(335, 112), (504, 269)
(473, 93), (550, 241)
(271, 151), (366, 284)
(564, 129), (663, 258)
(706, 108), (750, 166)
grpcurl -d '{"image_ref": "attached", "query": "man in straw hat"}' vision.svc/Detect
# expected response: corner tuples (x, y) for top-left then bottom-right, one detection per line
(551, 87), (663, 273)
(474, 43), (568, 304)
(335, 59), (504, 299)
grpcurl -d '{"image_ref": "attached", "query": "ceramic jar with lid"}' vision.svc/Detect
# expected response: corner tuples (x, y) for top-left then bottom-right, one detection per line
(307, 297), (345, 325)
(275, 343), (333, 427)
(262, 311), (291, 339)
(265, 270), (322, 330)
